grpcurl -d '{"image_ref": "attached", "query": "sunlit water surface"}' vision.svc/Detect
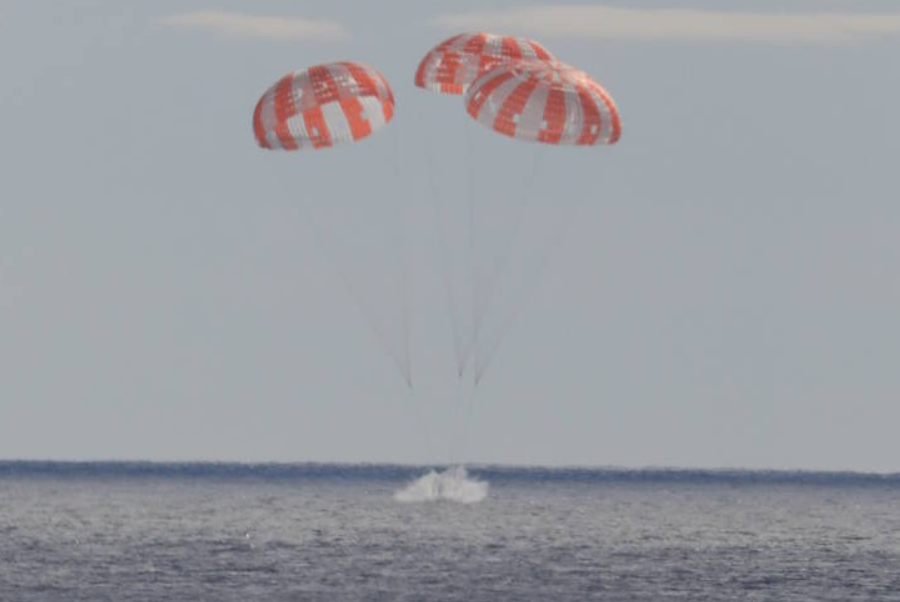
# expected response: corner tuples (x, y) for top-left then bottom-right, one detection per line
(1, 462), (899, 601)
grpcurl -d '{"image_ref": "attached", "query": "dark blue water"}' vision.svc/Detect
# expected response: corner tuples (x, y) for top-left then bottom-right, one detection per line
(2, 462), (899, 601)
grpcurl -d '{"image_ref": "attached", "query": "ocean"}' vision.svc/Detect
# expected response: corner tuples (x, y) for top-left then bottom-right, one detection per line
(1, 462), (898, 601)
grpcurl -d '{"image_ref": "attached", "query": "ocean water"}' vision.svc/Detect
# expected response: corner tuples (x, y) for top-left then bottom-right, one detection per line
(1, 462), (899, 601)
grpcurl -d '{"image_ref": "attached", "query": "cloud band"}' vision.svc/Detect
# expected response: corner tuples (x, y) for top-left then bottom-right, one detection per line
(430, 6), (900, 43)
(159, 11), (348, 41)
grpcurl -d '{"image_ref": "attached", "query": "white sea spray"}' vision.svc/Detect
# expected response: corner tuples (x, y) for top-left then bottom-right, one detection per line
(394, 465), (488, 503)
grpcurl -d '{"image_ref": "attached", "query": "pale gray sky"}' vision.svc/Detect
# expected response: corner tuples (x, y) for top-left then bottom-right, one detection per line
(1, 1), (899, 471)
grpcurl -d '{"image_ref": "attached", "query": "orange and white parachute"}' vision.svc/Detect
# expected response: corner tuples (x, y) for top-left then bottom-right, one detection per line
(464, 60), (621, 146)
(415, 32), (554, 95)
(253, 62), (394, 151)
(415, 40), (623, 383)
(252, 61), (412, 386)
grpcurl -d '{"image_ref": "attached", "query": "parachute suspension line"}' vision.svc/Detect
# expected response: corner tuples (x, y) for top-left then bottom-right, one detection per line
(418, 100), (467, 377)
(292, 165), (413, 388)
(459, 357), (480, 461)
(450, 115), (478, 465)
(404, 374), (439, 464)
(472, 142), (548, 385)
(474, 164), (582, 385)
(378, 109), (435, 458)
(387, 115), (413, 387)
(463, 116), (477, 377)
(447, 366), (465, 465)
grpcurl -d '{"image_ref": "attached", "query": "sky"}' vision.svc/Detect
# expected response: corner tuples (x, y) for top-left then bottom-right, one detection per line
(1, 0), (899, 471)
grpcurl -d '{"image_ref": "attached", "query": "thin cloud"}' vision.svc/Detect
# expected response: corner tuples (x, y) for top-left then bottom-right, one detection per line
(430, 6), (900, 43)
(159, 11), (348, 41)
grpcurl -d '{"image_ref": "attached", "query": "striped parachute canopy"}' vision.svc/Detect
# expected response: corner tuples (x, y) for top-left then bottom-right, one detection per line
(415, 32), (554, 95)
(253, 62), (395, 151)
(464, 60), (622, 146)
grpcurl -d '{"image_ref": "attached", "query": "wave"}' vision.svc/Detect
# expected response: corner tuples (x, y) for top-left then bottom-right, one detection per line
(394, 466), (488, 504)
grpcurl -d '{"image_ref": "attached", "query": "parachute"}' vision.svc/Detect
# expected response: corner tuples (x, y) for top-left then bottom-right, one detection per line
(412, 36), (623, 457)
(413, 33), (562, 382)
(465, 60), (621, 146)
(414, 34), (619, 383)
(253, 62), (394, 150)
(457, 59), (621, 385)
(253, 62), (412, 387)
(415, 33), (554, 95)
